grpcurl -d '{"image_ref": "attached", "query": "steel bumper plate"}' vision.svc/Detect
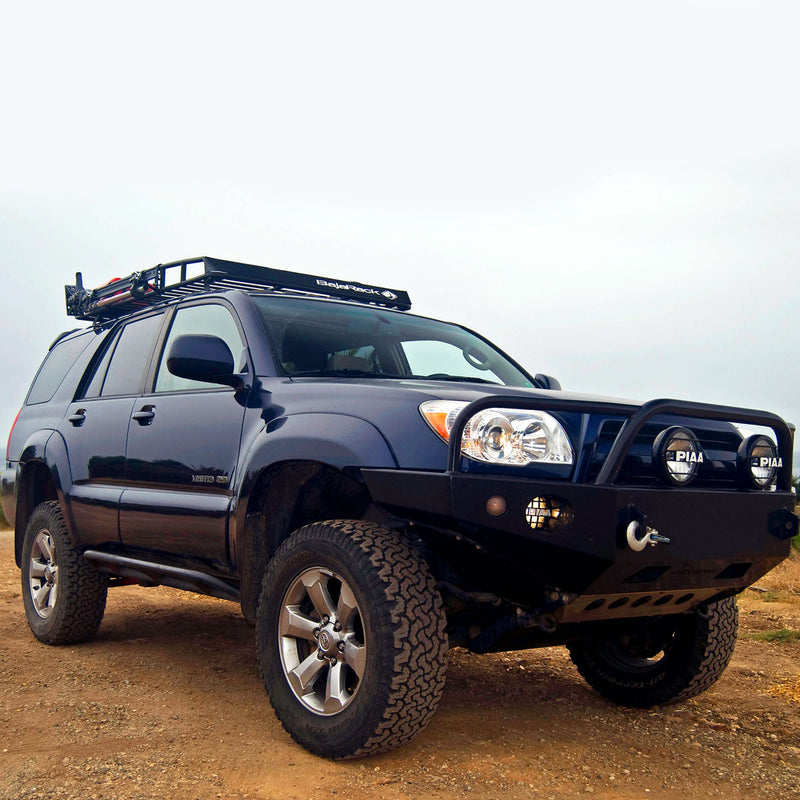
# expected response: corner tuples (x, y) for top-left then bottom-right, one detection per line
(362, 469), (795, 610)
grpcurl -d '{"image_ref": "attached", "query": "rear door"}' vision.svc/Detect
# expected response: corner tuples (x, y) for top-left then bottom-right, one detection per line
(120, 301), (249, 563)
(61, 312), (166, 546)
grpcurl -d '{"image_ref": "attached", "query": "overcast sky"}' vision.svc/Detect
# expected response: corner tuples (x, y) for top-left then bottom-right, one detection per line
(2, 2), (798, 463)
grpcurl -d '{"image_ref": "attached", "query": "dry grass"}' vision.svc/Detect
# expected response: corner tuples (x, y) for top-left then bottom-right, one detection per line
(755, 548), (800, 595)
(766, 674), (800, 703)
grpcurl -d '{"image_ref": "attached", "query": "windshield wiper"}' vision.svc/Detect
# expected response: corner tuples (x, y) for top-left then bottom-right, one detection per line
(290, 369), (403, 379)
(290, 370), (501, 385)
(411, 375), (501, 385)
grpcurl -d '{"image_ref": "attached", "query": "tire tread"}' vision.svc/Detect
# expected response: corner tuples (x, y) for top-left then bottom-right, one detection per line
(256, 519), (447, 758)
(568, 597), (738, 707)
(22, 501), (108, 645)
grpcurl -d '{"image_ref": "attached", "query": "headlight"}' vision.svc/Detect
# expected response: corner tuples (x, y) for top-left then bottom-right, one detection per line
(738, 434), (782, 489)
(419, 400), (574, 466)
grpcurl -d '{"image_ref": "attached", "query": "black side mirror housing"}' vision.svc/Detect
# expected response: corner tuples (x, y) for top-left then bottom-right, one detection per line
(535, 373), (562, 391)
(167, 334), (245, 389)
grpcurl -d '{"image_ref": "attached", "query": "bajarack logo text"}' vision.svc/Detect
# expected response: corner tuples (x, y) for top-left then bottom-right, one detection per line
(316, 279), (398, 301)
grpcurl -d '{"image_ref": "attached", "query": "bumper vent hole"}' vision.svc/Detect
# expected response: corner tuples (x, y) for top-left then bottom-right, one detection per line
(652, 594), (674, 607)
(623, 566), (669, 584)
(584, 599), (606, 611)
(715, 563), (751, 580)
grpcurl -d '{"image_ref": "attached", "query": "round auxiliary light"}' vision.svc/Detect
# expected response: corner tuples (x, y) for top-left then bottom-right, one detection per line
(525, 496), (574, 531)
(738, 434), (782, 489)
(653, 426), (704, 486)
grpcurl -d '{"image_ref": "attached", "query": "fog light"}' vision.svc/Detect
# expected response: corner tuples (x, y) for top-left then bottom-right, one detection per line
(525, 496), (573, 531)
(653, 426), (704, 486)
(738, 434), (782, 489)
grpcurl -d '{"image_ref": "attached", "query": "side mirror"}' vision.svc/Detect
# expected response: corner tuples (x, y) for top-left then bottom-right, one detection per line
(535, 373), (562, 391)
(167, 334), (245, 389)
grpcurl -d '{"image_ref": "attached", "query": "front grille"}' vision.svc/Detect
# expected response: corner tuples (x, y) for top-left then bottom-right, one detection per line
(584, 418), (744, 489)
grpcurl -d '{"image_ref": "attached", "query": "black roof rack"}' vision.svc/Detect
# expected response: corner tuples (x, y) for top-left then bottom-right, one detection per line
(65, 256), (412, 322)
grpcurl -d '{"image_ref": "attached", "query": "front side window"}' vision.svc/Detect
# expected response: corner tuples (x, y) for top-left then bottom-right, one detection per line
(252, 296), (533, 387)
(154, 303), (245, 393)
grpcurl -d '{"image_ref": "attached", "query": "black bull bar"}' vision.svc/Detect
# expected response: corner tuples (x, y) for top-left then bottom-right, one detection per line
(363, 397), (796, 618)
(445, 396), (794, 490)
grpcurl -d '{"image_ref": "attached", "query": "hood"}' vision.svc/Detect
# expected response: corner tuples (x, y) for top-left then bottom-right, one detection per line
(262, 376), (642, 470)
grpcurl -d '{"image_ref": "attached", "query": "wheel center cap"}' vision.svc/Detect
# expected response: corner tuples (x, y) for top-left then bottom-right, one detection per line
(318, 629), (333, 652)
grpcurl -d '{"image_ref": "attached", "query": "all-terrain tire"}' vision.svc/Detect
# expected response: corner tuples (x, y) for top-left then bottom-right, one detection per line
(567, 597), (738, 707)
(21, 501), (108, 645)
(255, 520), (448, 759)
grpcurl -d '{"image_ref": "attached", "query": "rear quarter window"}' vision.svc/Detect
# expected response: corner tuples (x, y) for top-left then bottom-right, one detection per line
(26, 333), (93, 405)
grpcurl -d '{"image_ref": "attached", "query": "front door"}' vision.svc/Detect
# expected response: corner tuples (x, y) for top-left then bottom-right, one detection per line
(120, 301), (249, 564)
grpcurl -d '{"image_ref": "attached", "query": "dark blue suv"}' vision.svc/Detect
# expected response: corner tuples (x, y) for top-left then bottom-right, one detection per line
(2, 257), (796, 758)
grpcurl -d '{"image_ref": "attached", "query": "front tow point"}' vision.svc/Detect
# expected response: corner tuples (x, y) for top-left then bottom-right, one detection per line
(626, 520), (671, 552)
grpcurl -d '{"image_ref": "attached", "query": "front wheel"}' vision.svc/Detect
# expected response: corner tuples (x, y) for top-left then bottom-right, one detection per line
(255, 520), (448, 759)
(568, 597), (738, 707)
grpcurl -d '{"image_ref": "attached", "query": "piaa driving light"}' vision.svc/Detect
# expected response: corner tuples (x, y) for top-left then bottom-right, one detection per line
(653, 426), (704, 486)
(738, 434), (782, 489)
(525, 496), (574, 531)
(419, 400), (574, 466)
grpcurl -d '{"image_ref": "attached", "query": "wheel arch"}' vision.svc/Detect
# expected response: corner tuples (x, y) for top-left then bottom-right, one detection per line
(14, 459), (61, 567)
(235, 459), (379, 621)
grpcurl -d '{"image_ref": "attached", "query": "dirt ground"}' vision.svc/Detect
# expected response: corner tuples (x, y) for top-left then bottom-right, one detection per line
(1, 528), (798, 800)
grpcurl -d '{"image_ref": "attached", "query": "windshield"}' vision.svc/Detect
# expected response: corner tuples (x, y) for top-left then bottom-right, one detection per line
(252, 296), (534, 387)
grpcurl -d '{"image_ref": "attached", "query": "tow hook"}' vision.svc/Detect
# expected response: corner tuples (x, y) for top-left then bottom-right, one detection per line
(626, 520), (671, 552)
(517, 608), (558, 633)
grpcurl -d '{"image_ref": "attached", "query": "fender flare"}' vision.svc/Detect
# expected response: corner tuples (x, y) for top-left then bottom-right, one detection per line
(232, 413), (397, 544)
(42, 431), (75, 537)
(13, 429), (74, 565)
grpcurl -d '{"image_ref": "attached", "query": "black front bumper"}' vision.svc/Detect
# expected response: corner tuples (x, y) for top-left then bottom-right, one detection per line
(363, 469), (795, 622)
(362, 397), (797, 624)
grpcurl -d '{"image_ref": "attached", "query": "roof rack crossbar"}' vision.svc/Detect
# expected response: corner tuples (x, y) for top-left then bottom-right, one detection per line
(65, 257), (411, 321)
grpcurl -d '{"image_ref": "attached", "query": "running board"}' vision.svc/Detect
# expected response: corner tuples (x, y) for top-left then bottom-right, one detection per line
(82, 550), (240, 602)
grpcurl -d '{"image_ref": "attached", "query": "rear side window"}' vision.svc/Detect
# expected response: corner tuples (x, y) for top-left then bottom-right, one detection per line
(98, 314), (164, 397)
(81, 335), (116, 399)
(26, 333), (92, 405)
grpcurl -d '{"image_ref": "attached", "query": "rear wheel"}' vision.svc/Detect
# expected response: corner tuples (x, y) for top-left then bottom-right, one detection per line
(256, 520), (448, 759)
(568, 597), (738, 707)
(21, 501), (108, 645)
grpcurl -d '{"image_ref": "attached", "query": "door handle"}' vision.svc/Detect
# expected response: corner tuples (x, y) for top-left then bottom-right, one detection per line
(132, 405), (155, 425)
(68, 409), (86, 427)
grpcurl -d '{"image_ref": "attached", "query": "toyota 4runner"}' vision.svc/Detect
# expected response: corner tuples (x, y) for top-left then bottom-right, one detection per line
(2, 257), (797, 759)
